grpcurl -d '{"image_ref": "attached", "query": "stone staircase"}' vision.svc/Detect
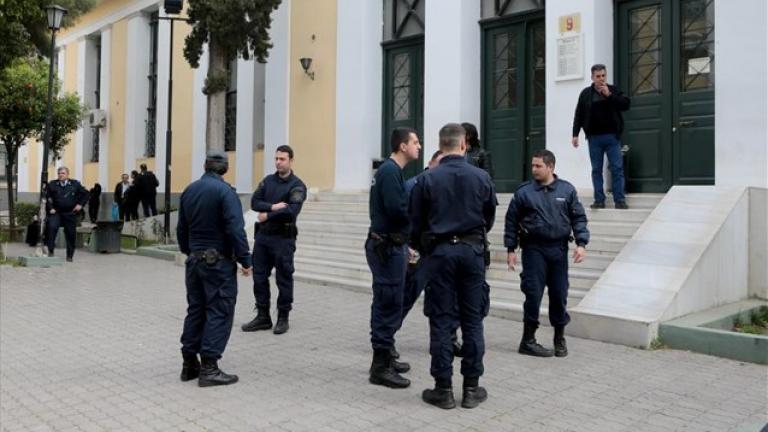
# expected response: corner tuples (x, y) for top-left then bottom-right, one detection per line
(292, 191), (664, 323)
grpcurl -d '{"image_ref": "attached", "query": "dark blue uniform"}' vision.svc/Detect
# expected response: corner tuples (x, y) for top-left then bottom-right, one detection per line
(503, 177), (589, 327)
(177, 172), (251, 360)
(410, 154), (497, 381)
(367, 158), (410, 350)
(45, 179), (89, 258)
(250, 172), (307, 312)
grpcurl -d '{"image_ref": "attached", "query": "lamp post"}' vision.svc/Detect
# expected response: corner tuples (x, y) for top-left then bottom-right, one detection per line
(36, 4), (67, 256)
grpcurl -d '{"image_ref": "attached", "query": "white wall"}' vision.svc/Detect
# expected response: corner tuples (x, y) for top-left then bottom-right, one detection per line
(423, 0), (481, 164)
(715, 0), (768, 189)
(334, 0), (383, 191)
(153, 13), (171, 189)
(98, 28), (111, 187)
(750, 188), (768, 299)
(235, 57), (256, 192)
(74, 39), (86, 180)
(191, 48), (208, 181)
(124, 13), (151, 174)
(545, 0), (613, 190)
(263, 0), (291, 178)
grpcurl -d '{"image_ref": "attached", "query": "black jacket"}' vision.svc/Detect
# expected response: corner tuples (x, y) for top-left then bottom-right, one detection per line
(137, 171), (159, 196)
(113, 182), (129, 206)
(46, 179), (89, 214)
(504, 177), (589, 251)
(572, 84), (630, 138)
(251, 171), (307, 228)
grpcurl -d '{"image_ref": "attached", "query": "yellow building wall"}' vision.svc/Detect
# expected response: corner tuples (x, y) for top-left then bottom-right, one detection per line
(60, 43), (79, 177)
(253, 150), (265, 187)
(27, 141), (40, 193)
(170, 23), (195, 192)
(82, 162), (99, 187)
(108, 19), (128, 189)
(222, 151), (236, 185)
(289, 0), (337, 190)
(58, 0), (131, 40)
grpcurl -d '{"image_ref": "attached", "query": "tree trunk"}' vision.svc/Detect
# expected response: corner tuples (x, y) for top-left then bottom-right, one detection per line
(206, 40), (227, 152)
(4, 143), (16, 229)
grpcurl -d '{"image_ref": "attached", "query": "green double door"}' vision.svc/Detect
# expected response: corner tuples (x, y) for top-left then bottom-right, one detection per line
(482, 18), (546, 193)
(617, 0), (715, 192)
(382, 38), (424, 179)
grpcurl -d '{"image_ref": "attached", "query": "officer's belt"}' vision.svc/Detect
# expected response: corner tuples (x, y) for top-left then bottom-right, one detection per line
(433, 232), (485, 246)
(259, 222), (296, 237)
(190, 249), (228, 264)
(368, 231), (408, 246)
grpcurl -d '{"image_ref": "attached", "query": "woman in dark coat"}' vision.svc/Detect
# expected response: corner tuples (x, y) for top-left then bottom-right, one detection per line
(88, 183), (102, 223)
(462, 122), (494, 179)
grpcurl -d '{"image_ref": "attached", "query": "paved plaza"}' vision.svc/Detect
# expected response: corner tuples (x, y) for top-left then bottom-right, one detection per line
(0, 249), (766, 432)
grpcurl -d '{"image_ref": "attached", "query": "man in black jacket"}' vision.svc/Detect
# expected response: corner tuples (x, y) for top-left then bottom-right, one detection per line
(137, 163), (159, 217)
(505, 150), (589, 358)
(113, 173), (130, 220)
(45, 166), (89, 262)
(572, 64), (631, 209)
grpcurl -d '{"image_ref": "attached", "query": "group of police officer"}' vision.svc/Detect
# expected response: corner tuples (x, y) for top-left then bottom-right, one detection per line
(174, 126), (589, 408)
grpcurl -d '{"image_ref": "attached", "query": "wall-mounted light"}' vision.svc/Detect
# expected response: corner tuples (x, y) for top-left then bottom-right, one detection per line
(299, 57), (315, 80)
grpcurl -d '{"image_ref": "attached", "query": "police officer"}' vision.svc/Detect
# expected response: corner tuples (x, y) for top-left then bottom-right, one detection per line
(504, 149), (589, 358)
(410, 123), (497, 409)
(241, 145), (307, 335)
(367, 127), (421, 389)
(45, 166), (89, 262)
(177, 150), (252, 387)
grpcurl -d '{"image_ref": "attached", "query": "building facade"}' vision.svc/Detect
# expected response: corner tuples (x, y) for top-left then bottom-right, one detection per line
(14, 0), (768, 199)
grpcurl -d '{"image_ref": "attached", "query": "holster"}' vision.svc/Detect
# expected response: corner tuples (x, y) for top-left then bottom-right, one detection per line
(369, 232), (389, 262)
(191, 249), (223, 265)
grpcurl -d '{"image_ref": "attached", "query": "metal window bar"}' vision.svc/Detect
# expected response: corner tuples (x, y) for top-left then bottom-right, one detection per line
(224, 90), (237, 152)
(91, 38), (101, 163)
(145, 12), (159, 157)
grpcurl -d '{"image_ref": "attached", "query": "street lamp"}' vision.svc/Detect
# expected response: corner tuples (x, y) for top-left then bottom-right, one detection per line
(36, 4), (67, 256)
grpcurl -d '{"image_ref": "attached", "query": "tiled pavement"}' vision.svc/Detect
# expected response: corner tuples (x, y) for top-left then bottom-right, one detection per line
(1, 248), (766, 432)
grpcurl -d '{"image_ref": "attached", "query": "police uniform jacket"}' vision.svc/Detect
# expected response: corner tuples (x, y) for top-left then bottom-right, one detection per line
(251, 171), (307, 228)
(176, 172), (251, 268)
(46, 179), (89, 213)
(369, 158), (410, 236)
(503, 177), (589, 251)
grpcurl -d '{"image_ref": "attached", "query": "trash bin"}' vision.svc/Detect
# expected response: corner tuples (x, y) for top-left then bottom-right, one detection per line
(92, 221), (123, 253)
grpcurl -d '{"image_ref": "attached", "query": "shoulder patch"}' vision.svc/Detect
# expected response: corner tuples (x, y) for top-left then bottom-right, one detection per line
(289, 187), (307, 204)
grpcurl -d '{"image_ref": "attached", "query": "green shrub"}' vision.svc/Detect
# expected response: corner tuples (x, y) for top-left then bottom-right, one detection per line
(14, 202), (40, 227)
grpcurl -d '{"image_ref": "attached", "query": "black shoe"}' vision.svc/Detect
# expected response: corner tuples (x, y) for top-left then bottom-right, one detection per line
(554, 338), (568, 357)
(241, 307), (272, 332)
(273, 310), (289, 335)
(48, 251), (54, 257)
(198, 358), (238, 387)
(392, 358), (410, 373)
(590, 201), (606, 209)
(452, 341), (463, 358)
(390, 346), (400, 359)
(422, 387), (456, 409)
(66, 257), (73, 262)
(519, 322), (554, 357)
(369, 349), (410, 389)
(180, 353), (200, 382)
(615, 201), (629, 209)
(461, 386), (488, 409)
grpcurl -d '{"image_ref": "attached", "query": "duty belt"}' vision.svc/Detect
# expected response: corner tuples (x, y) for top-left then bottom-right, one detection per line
(258, 222), (297, 238)
(434, 232), (485, 246)
(190, 249), (226, 264)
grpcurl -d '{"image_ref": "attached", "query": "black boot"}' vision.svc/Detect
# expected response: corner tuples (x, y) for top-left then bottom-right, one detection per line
(422, 379), (456, 409)
(461, 377), (487, 409)
(554, 325), (568, 357)
(273, 310), (289, 335)
(369, 349), (410, 389)
(180, 353), (200, 382)
(241, 306), (272, 332)
(518, 323), (554, 357)
(390, 346), (400, 359)
(198, 357), (238, 387)
(391, 357), (410, 373)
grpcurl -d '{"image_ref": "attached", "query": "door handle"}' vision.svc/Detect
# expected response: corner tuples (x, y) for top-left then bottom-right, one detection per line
(679, 120), (696, 127)
(529, 131), (543, 136)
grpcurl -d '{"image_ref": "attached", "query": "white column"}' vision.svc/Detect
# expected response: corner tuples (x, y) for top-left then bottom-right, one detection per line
(334, 0), (382, 190)
(235, 57), (255, 192)
(715, 0), (768, 188)
(17, 145), (29, 192)
(191, 48), (209, 181)
(263, 0), (291, 177)
(98, 28), (112, 187)
(154, 14), (171, 188)
(546, 0), (613, 190)
(423, 0), (481, 166)
(124, 14), (151, 174)
(74, 39), (86, 179)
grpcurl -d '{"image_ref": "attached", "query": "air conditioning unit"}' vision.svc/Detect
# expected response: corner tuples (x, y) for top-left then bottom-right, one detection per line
(88, 109), (107, 128)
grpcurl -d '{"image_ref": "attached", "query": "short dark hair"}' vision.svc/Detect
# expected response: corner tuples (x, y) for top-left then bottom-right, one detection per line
(439, 123), (466, 151)
(276, 145), (294, 159)
(461, 122), (480, 150)
(204, 150), (229, 175)
(430, 150), (443, 161)
(591, 64), (607, 74)
(532, 149), (556, 167)
(140, 163), (148, 171)
(390, 127), (417, 153)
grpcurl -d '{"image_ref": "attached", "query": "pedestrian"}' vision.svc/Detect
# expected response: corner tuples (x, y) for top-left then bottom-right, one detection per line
(137, 163), (159, 217)
(124, 171), (141, 221)
(113, 173), (131, 221)
(366, 127), (421, 389)
(177, 150), (252, 387)
(571, 64), (631, 209)
(87, 183), (102, 223)
(504, 149), (589, 358)
(410, 123), (497, 409)
(241, 145), (307, 335)
(45, 166), (89, 262)
(462, 122), (494, 179)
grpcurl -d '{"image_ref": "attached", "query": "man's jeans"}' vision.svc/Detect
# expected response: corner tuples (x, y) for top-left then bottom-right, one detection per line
(588, 134), (626, 204)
